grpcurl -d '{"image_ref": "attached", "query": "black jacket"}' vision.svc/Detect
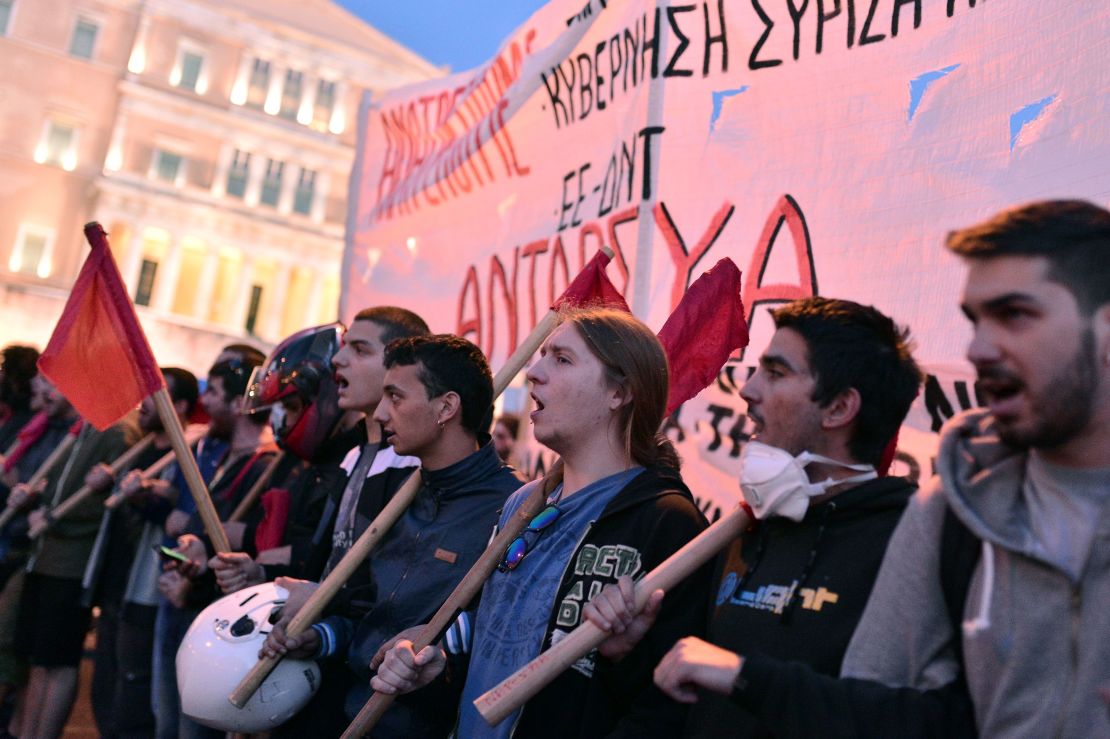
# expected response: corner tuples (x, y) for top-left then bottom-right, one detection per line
(729, 653), (976, 738)
(245, 424), (361, 581)
(512, 465), (712, 738)
(685, 475), (915, 738)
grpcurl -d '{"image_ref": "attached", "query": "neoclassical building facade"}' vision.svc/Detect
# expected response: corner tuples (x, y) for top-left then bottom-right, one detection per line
(0, 0), (440, 370)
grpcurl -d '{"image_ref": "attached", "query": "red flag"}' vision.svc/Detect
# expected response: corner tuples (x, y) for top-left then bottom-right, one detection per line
(877, 434), (899, 477)
(657, 258), (749, 415)
(552, 250), (629, 312)
(37, 223), (164, 430)
(254, 488), (291, 552)
(0, 412), (81, 473)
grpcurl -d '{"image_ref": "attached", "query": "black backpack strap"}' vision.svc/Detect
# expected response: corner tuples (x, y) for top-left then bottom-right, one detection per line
(939, 504), (981, 663)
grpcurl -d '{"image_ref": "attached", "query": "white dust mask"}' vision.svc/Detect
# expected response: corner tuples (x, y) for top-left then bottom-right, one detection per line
(738, 441), (877, 521)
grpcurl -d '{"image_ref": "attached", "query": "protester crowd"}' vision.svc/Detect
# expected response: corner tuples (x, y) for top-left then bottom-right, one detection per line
(0, 199), (1105, 738)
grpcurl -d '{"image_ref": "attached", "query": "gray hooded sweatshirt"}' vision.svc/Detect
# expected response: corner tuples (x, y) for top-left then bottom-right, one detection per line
(841, 409), (1110, 738)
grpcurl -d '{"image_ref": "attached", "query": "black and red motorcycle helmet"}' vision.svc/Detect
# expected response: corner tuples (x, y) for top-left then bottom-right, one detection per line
(242, 323), (344, 461)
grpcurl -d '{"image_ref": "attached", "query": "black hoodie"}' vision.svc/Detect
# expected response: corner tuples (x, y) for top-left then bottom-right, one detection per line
(512, 465), (712, 738)
(684, 475), (915, 738)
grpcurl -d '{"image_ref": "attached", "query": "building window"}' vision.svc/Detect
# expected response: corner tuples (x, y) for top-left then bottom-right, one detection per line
(280, 70), (302, 120)
(247, 58), (270, 108)
(0, 0), (13, 36)
(313, 80), (335, 129)
(245, 284), (263, 334)
(226, 149), (250, 199)
(293, 167), (316, 215)
(9, 225), (54, 278)
(34, 120), (77, 170)
(135, 258), (158, 306)
(173, 47), (205, 93)
(259, 159), (284, 207)
(152, 149), (184, 185)
(69, 18), (99, 60)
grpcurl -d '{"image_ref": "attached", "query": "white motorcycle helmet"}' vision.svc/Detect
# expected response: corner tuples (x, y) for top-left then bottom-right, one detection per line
(176, 582), (321, 732)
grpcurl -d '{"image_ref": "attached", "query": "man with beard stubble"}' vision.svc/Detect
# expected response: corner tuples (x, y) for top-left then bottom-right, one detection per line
(633, 201), (1110, 739)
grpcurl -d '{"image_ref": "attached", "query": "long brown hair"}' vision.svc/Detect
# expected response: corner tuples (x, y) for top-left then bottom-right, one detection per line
(562, 308), (680, 470)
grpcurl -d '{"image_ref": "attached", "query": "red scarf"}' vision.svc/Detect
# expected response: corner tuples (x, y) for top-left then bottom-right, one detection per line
(3, 412), (48, 473)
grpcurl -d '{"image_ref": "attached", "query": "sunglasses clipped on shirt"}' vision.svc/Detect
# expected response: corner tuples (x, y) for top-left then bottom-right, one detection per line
(498, 503), (562, 572)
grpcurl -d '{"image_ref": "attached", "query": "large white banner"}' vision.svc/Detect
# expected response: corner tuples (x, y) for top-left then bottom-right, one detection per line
(344, 0), (1110, 519)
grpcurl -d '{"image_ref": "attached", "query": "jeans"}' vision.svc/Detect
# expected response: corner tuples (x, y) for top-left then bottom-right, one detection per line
(151, 600), (221, 739)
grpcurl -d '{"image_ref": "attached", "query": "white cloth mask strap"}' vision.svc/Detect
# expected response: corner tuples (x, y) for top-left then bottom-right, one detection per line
(794, 450), (877, 475)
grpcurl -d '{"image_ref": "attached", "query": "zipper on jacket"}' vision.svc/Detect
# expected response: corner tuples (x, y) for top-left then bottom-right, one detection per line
(1052, 585), (1081, 739)
(510, 519), (596, 739)
(386, 525), (423, 606)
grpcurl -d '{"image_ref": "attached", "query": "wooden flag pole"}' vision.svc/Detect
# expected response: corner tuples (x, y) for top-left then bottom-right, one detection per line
(474, 505), (753, 726)
(28, 434), (156, 538)
(227, 451), (286, 523)
(227, 289), (579, 710)
(227, 468), (420, 708)
(152, 389), (231, 553)
(103, 448), (175, 509)
(340, 460), (562, 738)
(25, 431), (78, 490)
(103, 425), (207, 511)
(0, 432), (79, 530)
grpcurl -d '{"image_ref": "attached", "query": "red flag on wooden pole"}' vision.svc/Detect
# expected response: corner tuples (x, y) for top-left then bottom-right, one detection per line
(553, 250), (629, 312)
(657, 258), (749, 416)
(37, 223), (164, 430)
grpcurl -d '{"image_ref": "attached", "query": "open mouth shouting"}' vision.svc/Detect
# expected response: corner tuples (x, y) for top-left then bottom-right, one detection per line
(976, 368), (1025, 420)
(529, 393), (546, 422)
(745, 409), (764, 438)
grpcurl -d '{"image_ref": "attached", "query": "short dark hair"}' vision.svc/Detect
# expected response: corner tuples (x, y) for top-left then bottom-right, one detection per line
(383, 334), (492, 435)
(209, 355), (268, 426)
(945, 200), (1110, 314)
(208, 359), (260, 402)
(162, 367), (199, 415)
(0, 345), (40, 412)
(220, 343), (267, 367)
(772, 298), (922, 467)
(354, 306), (430, 345)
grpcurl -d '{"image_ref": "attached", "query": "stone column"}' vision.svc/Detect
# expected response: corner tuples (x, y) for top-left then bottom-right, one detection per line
(230, 255), (255, 332)
(263, 262), (291, 339)
(230, 53), (253, 105)
(296, 74), (318, 125)
(210, 144), (235, 198)
(104, 113), (127, 172)
(153, 236), (183, 313)
(120, 222), (146, 295)
(244, 151), (265, 206)
(277, 163), (297, 215)
(306, 268), (325, 323)
(329, 82), (347, 134)
(311, 170), (331, 224)
(264, 63), (285, 116)
(127, 14), (151, 74)
(192, 247), (220, 320)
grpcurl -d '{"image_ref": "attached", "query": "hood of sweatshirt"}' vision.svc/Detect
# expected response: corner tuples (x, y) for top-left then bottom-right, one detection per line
(935, 408), (1068, 570)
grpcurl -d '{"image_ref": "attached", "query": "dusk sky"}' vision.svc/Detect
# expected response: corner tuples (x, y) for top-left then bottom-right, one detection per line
(337, 1), (549, 72)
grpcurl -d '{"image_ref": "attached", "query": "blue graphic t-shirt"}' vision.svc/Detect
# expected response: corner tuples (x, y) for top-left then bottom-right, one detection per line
(456, 466), (642, 738)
